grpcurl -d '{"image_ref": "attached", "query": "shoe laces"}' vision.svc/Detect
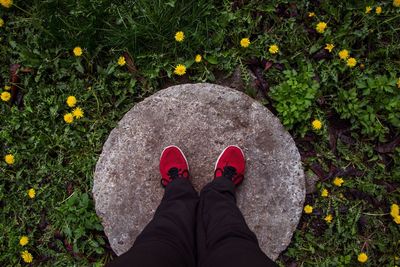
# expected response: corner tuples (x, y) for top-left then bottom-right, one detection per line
(167, 167), (189, 180)
(161, 167), (189, 187)
(215, 166), (243, 183)
(221, 166), (237, 180)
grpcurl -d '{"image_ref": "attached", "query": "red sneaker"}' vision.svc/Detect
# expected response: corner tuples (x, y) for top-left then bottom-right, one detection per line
(159, 145), (190, 187)
(214, 145), (245, 186)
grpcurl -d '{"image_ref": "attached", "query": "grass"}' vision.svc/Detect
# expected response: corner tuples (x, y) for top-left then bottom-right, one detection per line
(1, 0), (400, 266)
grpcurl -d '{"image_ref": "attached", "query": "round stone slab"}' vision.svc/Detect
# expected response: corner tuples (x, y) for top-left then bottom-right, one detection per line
(93, 83), (305, 260)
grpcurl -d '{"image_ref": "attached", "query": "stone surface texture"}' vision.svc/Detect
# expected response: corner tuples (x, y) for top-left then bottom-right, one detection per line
(305, 171), (320, 194)
(93, 83), (305, 260)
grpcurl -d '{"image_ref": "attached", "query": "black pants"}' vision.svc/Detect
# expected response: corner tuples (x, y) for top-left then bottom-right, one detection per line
(107, 178), (277, 267)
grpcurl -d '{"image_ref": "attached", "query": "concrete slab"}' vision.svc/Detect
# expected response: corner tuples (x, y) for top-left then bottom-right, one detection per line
(93, 83), (305, 260)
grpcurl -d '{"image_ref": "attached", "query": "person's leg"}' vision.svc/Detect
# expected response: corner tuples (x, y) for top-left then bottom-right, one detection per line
(197, 146), (277, 267)
(108, 146), (198, 267)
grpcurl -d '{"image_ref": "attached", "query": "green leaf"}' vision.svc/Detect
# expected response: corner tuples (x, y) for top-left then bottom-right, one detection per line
(205, 55), (218, 64)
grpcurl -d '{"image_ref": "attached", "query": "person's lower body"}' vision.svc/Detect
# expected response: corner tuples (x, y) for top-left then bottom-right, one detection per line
(197, 177), (276, 267)
(107, 178), (199, 267)
(107, 145), (277, 267)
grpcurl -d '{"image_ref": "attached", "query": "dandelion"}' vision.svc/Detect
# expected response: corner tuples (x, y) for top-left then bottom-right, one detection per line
(0, 0), (13, 8)
(304, 205), (313, 214)
(4, 154), (14, 165)
(316, 22), (327, 33)
(0, 18), (4, 27)
(324, 43), (334, 53)
(4, 85), (11, 90)
(324, 214), (333, 223)
(397, 78), (400, 88)
(1, 91), (11, 101)
(21, 250), (33, 263)
(19, 236), (29, 246)
(117, 56), (126, 66)
(64, 113), (74, 124)
(339, 49), (350, 60)
(358, 252), (368, 263)
(72, 107), (84, 119)
(240, 38), (250, 48)
(333, 177), (344, 187)
(365, 6), (372, 13)
(376, 6), (382, 14)
(347, 57), (357, 68)
(195, 54), (202, 63)
(269, 44), (279, 54)
(66, 96), (77, 107)
(73, 46), (83, 57)
(312, 119), (322, 130)
(394, 215), (400, 224)
(394, 0), (400, 7)
(28, 188), (35, 199)
(321, 188), (329, 197)
(391, 204), (399, 217)
(175, 31), (185, 42)
(308, 12), (315, 17)
(174, 64), (186, 76)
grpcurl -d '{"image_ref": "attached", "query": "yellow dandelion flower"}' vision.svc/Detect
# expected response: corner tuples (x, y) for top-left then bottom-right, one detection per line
(365, 6), (372, 14)
(312, 119), (322, 130)
(321, 188), (329, 197)
(1, 91), (11, 102)
(391, 204), (400, 218)
(4, 154), (14, 165)
(308, 12), (315, 17)
(304, 205), (313, 214)
(397, 78), (400, 88)
(175, 31), (185, 42)
(117, 56), (126, 66)
(324, 214), (333, 223)
(358, 252), (368, 263)
(394, 215), (400, 224)
(324, 43), (335, 53)
(394, 0), (400, 7)
(0, 18), (4, 27)
(73, 46), (83, 57)
(376, 6), (382, 14)
(4, 85), (11, 90)
(0, 0), (12, 8)
(21, 250), (33, 263)
(195, 54), (202, 63)
(66, 96), (77, 108)
(72, 107), (84, 119)
(347, 57), (357, 68)
(28, 188), (35, 199)
(19, 236), (29, 246)
(174, 64), (186, 76)
(339, 49), (350, 60)
(333, 177), (344, 187)
(316, 22), (327, 33)
(240, 38), (250, 48)
(269, 44), (279, 54)
(64, 113), (74, 124)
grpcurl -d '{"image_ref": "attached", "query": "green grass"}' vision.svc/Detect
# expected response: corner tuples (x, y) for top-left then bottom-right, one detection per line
(1, 0), (400, 266)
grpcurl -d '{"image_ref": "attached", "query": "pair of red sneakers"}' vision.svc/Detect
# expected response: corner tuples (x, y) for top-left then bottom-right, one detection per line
(159, 145), (245, 187)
